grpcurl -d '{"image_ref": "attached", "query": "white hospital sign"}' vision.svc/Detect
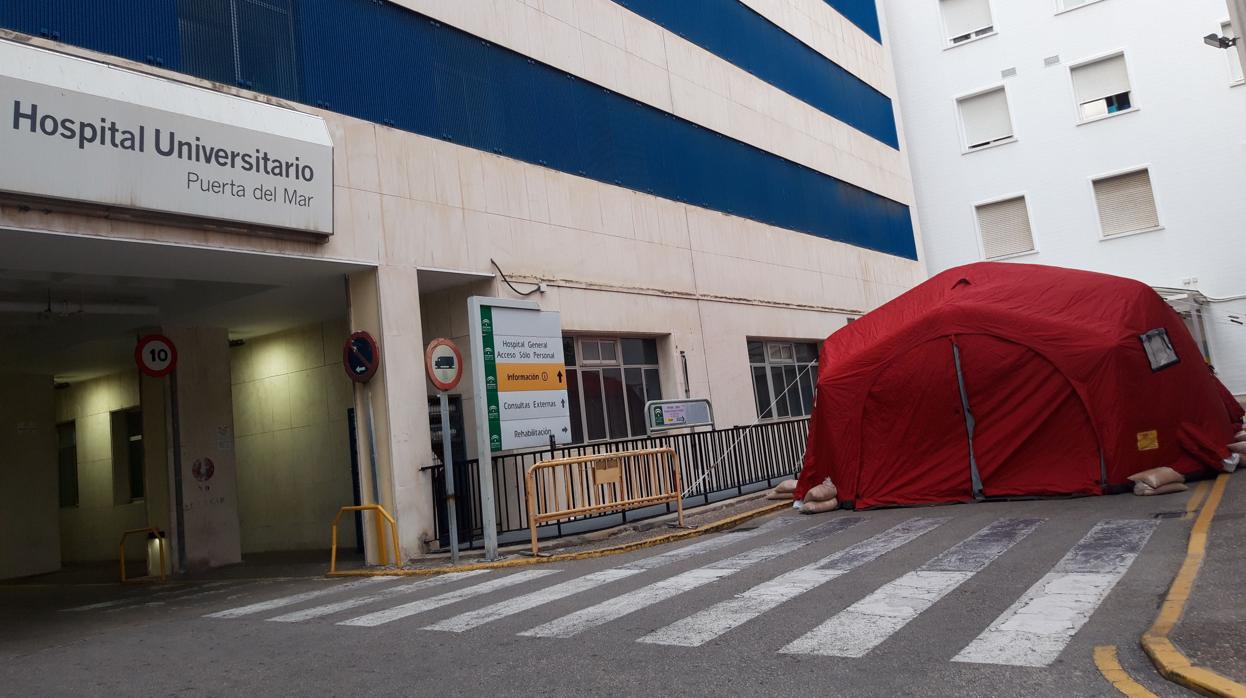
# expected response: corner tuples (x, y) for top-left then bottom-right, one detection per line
(0, 41), (333, 237)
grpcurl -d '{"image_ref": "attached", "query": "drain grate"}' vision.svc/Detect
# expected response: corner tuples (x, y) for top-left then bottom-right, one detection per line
(1152, 511), (1184, 519)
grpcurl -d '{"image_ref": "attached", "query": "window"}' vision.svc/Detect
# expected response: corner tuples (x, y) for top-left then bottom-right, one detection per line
(1071, 54), (1133, 121)
(1140, 329), (1179, 371)
(1093, 169), (1160, 237)
(57, 421), (78, 509)
(748, 341), (819, 420)
(975, 196), (1035, 259)
(958, 88), (1014, 150)
(1224, 22), (1243, 84)
(176, 0), (299, 99)
(112, 409), (144, 502)
(940, 0), (994, 45)
(563, 337), (661, 443)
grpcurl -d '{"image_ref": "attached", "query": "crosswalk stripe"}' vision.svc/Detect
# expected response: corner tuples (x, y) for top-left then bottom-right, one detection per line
(63, 581), (233, 612)
(779, 518), (1043, 657)
(638, 517), (947, 647)
(518, 516), (864, 639)
(204, 577), (390, 619)
(952, 519), (1158, 667)
(337, 569), (561, 628)
(424, 518), (792, 633)
(266, 571), (491, 623)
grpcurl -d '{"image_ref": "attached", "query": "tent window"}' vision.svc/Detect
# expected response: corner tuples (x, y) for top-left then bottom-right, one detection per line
(748, 341), (818, 419)
(1140, 328), (1179, 371)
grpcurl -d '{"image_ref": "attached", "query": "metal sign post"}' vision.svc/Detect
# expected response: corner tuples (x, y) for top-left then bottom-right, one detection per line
(343, 331), (385, 563)
(468, 297), (571, 561)
(135, 334), (182, 572)
(426, 339), (465, 565)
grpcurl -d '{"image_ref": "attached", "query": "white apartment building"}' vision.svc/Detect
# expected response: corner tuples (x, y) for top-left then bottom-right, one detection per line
(884, 0), (1246, 394)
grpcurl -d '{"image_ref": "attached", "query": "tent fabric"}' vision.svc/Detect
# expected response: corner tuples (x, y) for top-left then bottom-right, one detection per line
(796, 262), (1244, 509)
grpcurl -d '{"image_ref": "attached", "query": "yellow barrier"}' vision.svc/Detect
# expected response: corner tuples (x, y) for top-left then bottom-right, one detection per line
(525, 447), (685, 556)
(119, 527), (167, 583)
(330, 504), (401, 574)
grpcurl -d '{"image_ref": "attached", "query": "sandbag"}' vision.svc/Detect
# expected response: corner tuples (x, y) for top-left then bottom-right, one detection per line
(1127, 466), (1184, 490)
(765, 489), (793, 501)
(774, 479), (798, 494)
(799, 498), (838, 514)
(1229, 441), (1246, 456)
(804, 479), (837, 503)
(1133, 481), (1188, 496)
(1235, 430), (1246, 443)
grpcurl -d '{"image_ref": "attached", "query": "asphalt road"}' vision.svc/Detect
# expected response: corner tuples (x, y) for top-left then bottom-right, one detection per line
(0, 489), (1212, 697)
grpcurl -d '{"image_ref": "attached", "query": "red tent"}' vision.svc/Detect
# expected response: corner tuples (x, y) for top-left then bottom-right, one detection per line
(795, 262), (1243, 509)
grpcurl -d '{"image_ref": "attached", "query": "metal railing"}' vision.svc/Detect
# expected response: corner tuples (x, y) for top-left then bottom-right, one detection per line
(425, 417), (808, 551)
(525, 447), (684, 556)
(329, 504), (400, 574)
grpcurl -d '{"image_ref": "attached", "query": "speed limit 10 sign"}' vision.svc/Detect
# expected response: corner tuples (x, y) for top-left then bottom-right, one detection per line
(135, 334), (177, 378)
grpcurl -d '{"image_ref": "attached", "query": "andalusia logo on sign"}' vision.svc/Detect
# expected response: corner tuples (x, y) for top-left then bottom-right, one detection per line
(488, 404), (499, 420)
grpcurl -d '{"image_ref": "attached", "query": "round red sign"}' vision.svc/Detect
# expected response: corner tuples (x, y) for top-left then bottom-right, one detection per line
(425, 338), (464, 392)
(135, 334), (177, 378)
(343, 331), (381, 384)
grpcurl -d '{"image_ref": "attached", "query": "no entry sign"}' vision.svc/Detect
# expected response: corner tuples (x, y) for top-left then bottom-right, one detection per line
(135, 334), (177, 378)
(343, 331), (381, 383)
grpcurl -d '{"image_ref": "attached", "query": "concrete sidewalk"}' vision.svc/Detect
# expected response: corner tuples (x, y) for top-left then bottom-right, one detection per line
(1170, 473), (1246, 685)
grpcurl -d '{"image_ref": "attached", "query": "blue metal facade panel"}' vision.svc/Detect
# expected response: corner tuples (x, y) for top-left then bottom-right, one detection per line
(823, 0), (883, 43)
(610, 0), (896, 149)
(0, 0), (916, 259)
(0, 1), (180, 68)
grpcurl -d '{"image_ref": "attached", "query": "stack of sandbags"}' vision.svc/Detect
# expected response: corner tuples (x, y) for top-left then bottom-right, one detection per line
(766, 479), (798, 500)
(1128, 466), (1187, 496)
(800, 478), (838, 514)
(1226, 430), (1246, 473)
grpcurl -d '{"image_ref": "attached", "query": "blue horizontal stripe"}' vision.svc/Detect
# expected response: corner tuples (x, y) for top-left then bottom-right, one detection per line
(611, 0), (896, 148)
(823, 0), (882, 43)
(0, 0), (916, 259)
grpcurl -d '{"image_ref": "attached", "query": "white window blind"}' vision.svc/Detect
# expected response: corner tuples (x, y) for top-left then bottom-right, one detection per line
(1226, 22), (1243, 83)
(975, 196), (1034, 259)
(1071, 54), (1130, 105)
(941, 0), (992, 40)
(1093, 169), (1159, 236)
(959, 88), (1012, 148)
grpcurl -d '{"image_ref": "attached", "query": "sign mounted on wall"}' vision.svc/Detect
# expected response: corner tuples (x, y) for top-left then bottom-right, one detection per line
(0, 41), (333, 238)
(342, 331), (381, 384)
(424, 338), (464, 392)
(135, 334), (177, 378)
(645, 399), (714, 434)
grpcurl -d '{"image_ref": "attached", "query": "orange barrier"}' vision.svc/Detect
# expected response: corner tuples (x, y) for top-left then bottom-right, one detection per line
(119, 527), (167, 583)
(525, 447), (684, 556)
(330, 504), (400, 574)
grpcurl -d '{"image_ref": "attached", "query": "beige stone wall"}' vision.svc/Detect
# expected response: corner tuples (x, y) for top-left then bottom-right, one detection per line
(0, 374), (60, 579)
(231, 321), (356, 553)
(54, 372), (146, 562)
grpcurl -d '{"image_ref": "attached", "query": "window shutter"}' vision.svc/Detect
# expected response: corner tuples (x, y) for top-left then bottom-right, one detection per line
(940, 0), (992, 39)
(976, 197), (1034, 259)
(1093, 170), (1159, 236)
(959, 89), (1012, 148)
(1071, 54), (1130, 104)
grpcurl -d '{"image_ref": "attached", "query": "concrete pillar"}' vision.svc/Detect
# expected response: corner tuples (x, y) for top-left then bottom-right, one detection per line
(0, 374), (60, 579)
(164, 327), (242, 571)
(348, 267), (434, 564)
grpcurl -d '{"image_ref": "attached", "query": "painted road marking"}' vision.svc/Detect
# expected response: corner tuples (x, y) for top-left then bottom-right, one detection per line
(204, 577), (390, 619)
(518, 517), (863, 639)
(63, 581), (234, 612)
(267, 571), (490, 623)
(953, 519), (1158, 667)
(338, 569), (561, 628)
(639, 517), (947, 648)
(424, 519), (791, 632)
(780, 518), (1042, 657)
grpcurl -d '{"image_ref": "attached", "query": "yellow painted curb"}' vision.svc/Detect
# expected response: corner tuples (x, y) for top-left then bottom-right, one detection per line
(1141, 474), (1246, 698)
(326, 500), (792, 577)
(1183, 480), (1212, 521)
(1095, 645), (1158, 698)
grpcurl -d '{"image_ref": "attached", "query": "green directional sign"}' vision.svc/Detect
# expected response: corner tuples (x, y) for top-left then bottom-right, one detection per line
(479, 305), (502, 452)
